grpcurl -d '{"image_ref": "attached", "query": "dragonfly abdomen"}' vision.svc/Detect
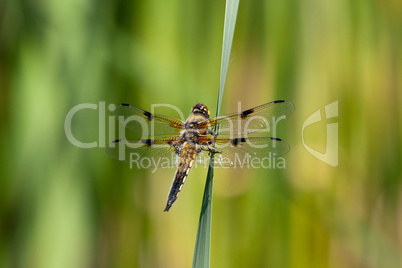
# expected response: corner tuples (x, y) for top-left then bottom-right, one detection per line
(164, 143), (197, 212)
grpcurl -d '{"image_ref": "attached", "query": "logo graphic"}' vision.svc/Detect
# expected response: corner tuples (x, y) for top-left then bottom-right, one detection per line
(302, 101), (338, 167)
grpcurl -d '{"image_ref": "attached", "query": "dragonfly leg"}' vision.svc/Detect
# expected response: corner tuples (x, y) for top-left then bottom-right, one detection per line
(207, 144), (221, 154)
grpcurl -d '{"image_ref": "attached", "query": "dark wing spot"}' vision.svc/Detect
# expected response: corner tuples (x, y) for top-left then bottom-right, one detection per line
(141, 139), (155, 146)
(143, 110), (154, 121)
(241, 108), (254, 119)
(270, 137), (282, 141)
(231, 137), (247, 146)
(122, 103), (130, 106)
(274, 100), (285, 103)
(111, 139), (123, 143)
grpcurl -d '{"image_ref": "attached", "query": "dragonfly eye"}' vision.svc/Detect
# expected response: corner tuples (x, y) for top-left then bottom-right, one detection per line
(192, 103), (209, 117)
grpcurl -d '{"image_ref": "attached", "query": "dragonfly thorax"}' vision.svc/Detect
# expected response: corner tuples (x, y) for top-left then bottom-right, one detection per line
(182, 130), (200, 143)
(184, 122), (199, 129)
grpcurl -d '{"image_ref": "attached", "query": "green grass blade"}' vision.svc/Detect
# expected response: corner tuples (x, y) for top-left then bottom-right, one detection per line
(216, 0), (240, 117)
(192, 155), (215, 268)
(192, 1), (240, 268)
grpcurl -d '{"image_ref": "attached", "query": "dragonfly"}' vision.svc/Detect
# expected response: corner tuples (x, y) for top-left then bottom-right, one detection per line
(106, 101), (294, 211)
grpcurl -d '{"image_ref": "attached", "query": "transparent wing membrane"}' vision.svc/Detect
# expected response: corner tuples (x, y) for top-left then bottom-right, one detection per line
(196, 137), (289, 167)
(106, 138), (181, 167)
(209, 100), (295, 136)
(113, 103), (185, 137)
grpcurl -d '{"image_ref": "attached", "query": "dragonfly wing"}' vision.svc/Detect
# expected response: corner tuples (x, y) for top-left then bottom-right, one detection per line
(113, 103), (185, 137)
(195, 137), (289, 167)
(106, 137), (182, 167)
(209, 100), (294, 136)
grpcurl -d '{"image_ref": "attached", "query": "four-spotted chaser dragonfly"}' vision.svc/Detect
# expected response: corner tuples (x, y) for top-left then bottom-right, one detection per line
(106, 101), (294, 211)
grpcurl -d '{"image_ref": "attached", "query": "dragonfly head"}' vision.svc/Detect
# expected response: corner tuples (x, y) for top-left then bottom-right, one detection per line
(192, 103), (210, 118)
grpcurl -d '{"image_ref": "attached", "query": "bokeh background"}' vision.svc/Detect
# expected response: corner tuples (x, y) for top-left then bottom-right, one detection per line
(1, 0), (401, 267)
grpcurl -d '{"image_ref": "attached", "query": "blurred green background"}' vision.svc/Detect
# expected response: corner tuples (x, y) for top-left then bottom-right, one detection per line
(1, 0), (401, 267)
